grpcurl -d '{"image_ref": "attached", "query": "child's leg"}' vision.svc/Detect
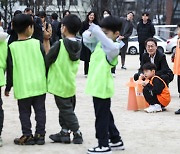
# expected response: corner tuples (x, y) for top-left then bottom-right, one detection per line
(32, 94), (46, 136)
(18, 97), (33, 136)
(54, 95), (79, 132)
(177, 75), (180, 94)
(109, 111), (121, 143)
(0, 88), (4, 136)
(93, 97), (110, 147)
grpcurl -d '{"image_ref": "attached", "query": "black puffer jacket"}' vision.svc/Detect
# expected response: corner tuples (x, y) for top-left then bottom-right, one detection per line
(137, 19), (155, 43)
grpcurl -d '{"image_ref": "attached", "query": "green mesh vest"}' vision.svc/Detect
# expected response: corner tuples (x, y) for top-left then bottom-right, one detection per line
(9, 38), (47, 99)
(0, 41), (7, 87)
(47, 39), (80, 98)
(85, 42), (118, 99)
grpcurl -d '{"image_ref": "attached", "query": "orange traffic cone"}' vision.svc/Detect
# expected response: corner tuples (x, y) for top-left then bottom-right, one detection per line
(136, 76), (149, 110)
(126, 77), (138, 111)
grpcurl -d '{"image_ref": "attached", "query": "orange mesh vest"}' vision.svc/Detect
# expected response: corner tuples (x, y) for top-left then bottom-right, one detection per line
(150, 76), (171, 107)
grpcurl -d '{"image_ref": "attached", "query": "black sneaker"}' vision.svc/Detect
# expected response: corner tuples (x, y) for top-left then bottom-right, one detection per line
(175, 109), (180, 114)
(109, 140), (125, 151)
(121, 66), (127, 70)
(72, 131), (83, 144)
(34, 134), (45, 145)
(49, 131), (70, 143)
(87, 146), (112, 154)
(14, 135), (35, 145)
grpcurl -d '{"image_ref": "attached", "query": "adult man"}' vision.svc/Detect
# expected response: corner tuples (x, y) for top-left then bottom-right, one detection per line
(137, 12), (155, 64)
(134, 38), (174, 85)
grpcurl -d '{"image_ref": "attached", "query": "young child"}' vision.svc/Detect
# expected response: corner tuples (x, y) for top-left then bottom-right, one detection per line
(173, 24), (180, 114)
(82, 16), (125, 153)
(142, 63), (171, 113)
(46, 14), (83, 144)
(5, 14), (47, 145)
(0, 17), (8, 147)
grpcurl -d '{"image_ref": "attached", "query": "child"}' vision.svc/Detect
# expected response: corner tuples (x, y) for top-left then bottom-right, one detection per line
(0, 18), (8, 147)
(173, 24), (180, 114)
(82, 16), (125, 153)
(142, 63), (171, 113)
(5, 14), (47, 145)
(46, 14), (83, 144)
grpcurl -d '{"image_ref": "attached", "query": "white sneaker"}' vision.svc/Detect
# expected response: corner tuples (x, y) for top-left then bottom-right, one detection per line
(0, 136), (3, 147)
(87, 146), (112, 154)
(154, 104), (162, 112)
(112, 73), (115, 78)
(144, 105), (156, 113)
(109, 141), (125, 151)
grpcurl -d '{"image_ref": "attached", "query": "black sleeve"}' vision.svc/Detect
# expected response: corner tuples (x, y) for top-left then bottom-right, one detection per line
(45, 41), (60, 69)
(156, 55), (170, 76)
(151, 24), (155, 37)
(138, 53), (147, 73)
(151, 77), (165, 95)
(123, 24), (133, 39)
(5, 47), (13, 92)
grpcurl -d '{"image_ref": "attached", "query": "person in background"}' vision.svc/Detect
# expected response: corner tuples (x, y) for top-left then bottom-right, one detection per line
(39, 11), (52, 54)
(51, 13), (60, 45)
(173, 24), (180, 114)
(102, 10), (111, 18)
(63, 10), (71, 18)
(24, 7), (44, 43)
(137, 12), (155, 64)
(79, 11), (98, 77)
(7, 10), (22, 45)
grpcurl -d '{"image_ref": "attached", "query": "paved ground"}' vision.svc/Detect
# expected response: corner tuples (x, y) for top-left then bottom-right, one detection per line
(1, 54), (180, 154)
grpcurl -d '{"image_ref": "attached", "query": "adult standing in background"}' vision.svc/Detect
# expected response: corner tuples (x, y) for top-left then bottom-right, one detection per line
(51, 13), (60, 45)
(137, 12), (155, 64)
(39, 11), (52, 54)
(79, 11), (98, 76)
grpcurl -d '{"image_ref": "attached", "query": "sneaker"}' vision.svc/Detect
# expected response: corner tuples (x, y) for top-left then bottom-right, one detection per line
(14, 135), (35, 145)
(154, 104), (162, 112)
(121, 66), (127, 70)
(175, 109), (180, 114)
(87, 146), (112, 154)
(144, 105), (156, 113)
(112, 73), (116, 78)
(34, 134), (45, 145)
(0, 136), (3, 147)
(109, 140), (125, 151)
(49, 131), (70, 143)
(72, 131), (83, 144)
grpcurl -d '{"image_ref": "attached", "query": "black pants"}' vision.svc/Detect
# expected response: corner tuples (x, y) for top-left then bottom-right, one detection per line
(111, 66), (116, 74)
(139, 43), (146, 64)
(143, 87), (163, 106)
(17, 94), (46, 136)
(84, 61), (89, 75)
(178, 75), (180, 93)
(120, 42), (128, 67)
(0, 88), (4, 136)
(93, 97), (121, 147)
(54, 95), (79, 132)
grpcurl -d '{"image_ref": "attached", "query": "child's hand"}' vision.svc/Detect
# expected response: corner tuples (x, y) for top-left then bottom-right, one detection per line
(4, 91), (10, 97)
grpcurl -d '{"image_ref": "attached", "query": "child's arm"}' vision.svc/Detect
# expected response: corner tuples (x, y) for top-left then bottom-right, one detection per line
(88, 23), (124, 62)
(45, 41), (60, 69)
(5, 47), (13, 95)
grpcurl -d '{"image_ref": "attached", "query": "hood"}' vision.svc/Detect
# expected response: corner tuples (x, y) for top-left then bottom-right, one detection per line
(63, 38), (82, 61)
(0, 27), (8, 41)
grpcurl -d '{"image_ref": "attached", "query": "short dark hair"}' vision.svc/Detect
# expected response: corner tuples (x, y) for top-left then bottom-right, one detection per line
(51, 13), (58, 20)
(127, 11), (134, 16)
(24, 7), (33, 13)
(142, 63), (157, 71)
(13, 14), (34, 34)
(61, 14), (81, 35)
(102, 10), (112, 16)
(100, 16), (122, 33)
(63, 10), (71, 18)
(38, 11), (46, 18)
(14, 10), (22, 17)
(145, 38), (157, 46)
(142, 12), (149, 16)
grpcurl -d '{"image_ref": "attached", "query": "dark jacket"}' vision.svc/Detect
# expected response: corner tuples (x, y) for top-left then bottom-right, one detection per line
(137, 50), (174, 84)
(137, 19), (155, 43)
(32, 16), (43, 43)
(7, 22), (18, 45)
(46, 38), (82, 69)
(120, 17), (133, 43)
(79, 21), (92, 62)
(51, 20), (60, 45)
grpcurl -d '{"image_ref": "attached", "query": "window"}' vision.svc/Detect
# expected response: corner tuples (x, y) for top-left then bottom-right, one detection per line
(70, 0), (78, 5)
